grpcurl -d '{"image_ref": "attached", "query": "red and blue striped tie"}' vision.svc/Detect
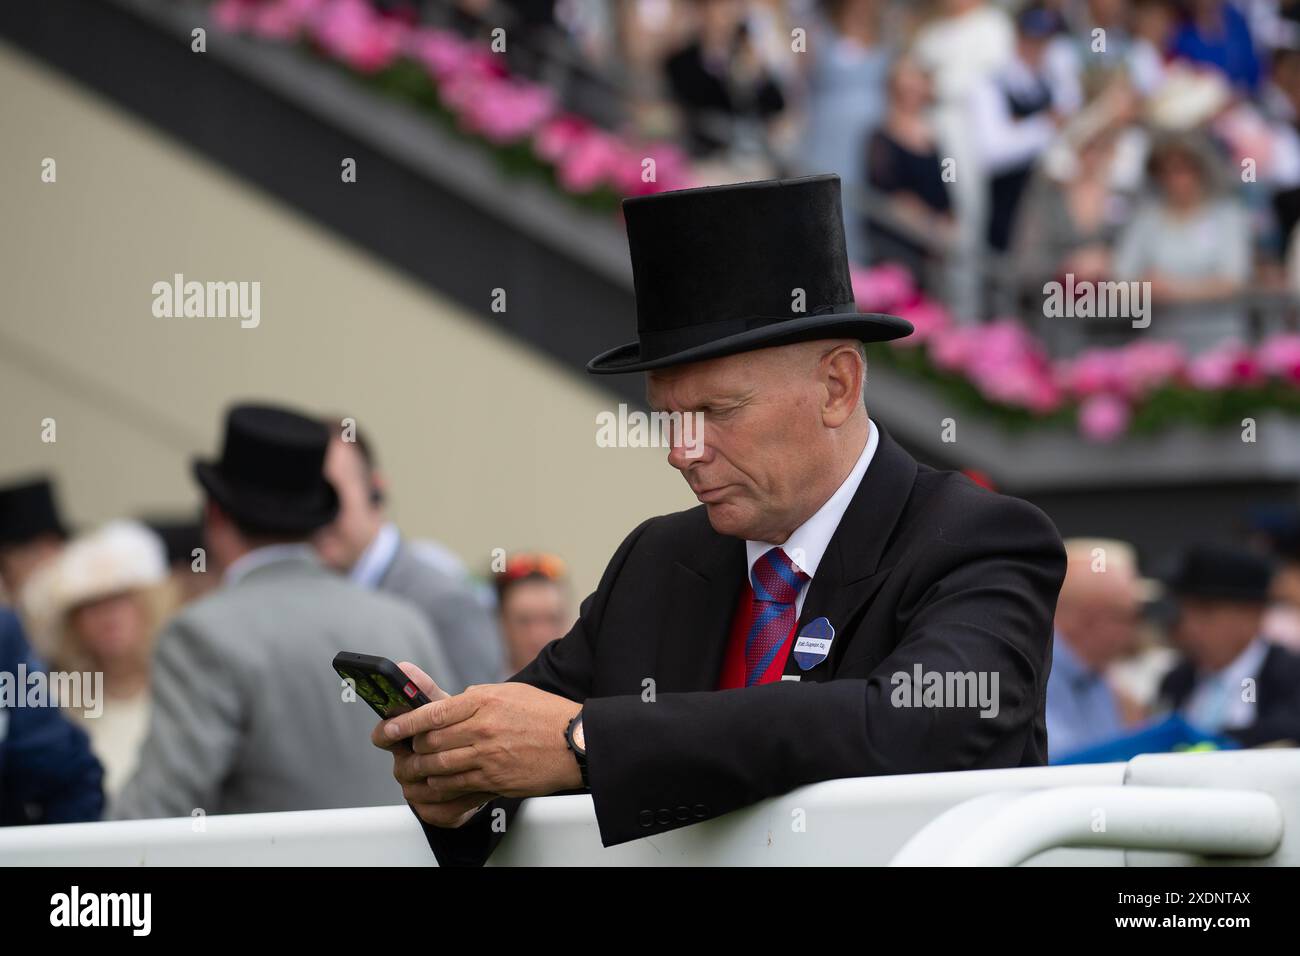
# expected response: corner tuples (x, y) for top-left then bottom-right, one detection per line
(745, 548), (809, 687)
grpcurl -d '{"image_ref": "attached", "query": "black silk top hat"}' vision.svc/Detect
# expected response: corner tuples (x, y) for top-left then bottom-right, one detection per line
(1167, 544), (1275, 604)
(0, 477), (67, 546)
(586, 173), (912, 374)
(192, 404), (339, 535)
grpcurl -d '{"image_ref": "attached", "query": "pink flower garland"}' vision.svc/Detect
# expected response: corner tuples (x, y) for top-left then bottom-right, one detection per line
(210, 0), (694, 197)
(851, 263), (1300, 442)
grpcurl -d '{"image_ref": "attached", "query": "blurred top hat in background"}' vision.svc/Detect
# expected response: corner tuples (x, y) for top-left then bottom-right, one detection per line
(1167, 543), (1276, 604)
(192, 404), (339, 535)
(0, 476), (68, 547)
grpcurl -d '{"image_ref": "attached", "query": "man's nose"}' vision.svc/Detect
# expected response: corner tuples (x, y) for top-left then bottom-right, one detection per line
(666, 434), (708, 471)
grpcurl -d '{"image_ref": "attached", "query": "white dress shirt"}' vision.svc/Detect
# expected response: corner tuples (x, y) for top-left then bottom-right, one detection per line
(745, 419), (878, 618)
(350, 522), (402, 588)
(1183, 637), (1271, 733)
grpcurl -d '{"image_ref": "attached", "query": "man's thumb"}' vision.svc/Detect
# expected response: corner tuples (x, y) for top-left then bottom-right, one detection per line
(397, 661), (449, 701)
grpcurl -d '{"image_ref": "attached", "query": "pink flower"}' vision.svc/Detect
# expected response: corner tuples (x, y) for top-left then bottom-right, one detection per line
(850, 263), (915, 313)
(892, 297), (951, 347)
(406, 27), (473, 81)
(928, 325), (978, 373)
(311, 0), (405, 74)
(1059, 348), (1122, 398)
(555, 130), (624, 194)
(1187, 341), (1263, 390)
(460, 79), (556, 144)
(611, 143), (694, 196)
(249, 0), (323, 40)
(1078, 393), (1132, 442)
(1115, 340), (1186, 398)
(1258, 333), (1300, 384)
(533, 114), (591, 164)
(212, 0), (257, 32)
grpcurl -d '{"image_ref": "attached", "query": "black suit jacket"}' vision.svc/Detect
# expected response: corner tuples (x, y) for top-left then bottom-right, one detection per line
(1158, 643), (1300, 747)
(422, 423), (1065, 865)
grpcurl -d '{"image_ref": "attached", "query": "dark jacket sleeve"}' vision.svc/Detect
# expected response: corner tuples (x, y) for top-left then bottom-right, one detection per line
(418, 519), (654, 866)
(582, 492), (1065, 847)
(0, 610), (105, 825)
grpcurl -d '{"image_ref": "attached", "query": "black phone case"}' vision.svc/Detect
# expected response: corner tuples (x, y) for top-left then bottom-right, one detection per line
(332, 651), (433, 719)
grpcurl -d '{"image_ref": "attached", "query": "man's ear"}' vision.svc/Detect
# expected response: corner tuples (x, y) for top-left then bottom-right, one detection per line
(369, 471), (389, 508)
(821, 345), (865, 427)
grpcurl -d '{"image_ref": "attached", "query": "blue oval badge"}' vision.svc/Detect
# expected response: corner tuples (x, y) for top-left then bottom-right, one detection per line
(793, 617), (835, 670)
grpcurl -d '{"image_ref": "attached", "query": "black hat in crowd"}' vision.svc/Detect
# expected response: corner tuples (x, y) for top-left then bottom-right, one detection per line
(192, 404), (339, 535)
(143, 516), (205, 566)
(586, 174), (912, 374)
(1167, 544), (1275, 604)
(0, 477), (68, 547)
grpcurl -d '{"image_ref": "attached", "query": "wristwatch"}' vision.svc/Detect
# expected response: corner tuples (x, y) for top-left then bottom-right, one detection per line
(564, 710), (589, 789)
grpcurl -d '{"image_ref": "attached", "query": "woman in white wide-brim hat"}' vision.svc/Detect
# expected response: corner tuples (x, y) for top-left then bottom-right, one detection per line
(24, 520), (174, 801)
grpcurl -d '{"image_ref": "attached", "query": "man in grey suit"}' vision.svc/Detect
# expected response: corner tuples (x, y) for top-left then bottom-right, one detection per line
(113, 404), (456, 820)
(314, 423), (504, 689)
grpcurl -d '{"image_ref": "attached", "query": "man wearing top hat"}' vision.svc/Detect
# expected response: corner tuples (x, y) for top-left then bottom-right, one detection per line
(113, 404), (458, 818)
(1158, 543), (1300, 748)
(0, 477), (68, 607)
(373, 174), (1067, 864)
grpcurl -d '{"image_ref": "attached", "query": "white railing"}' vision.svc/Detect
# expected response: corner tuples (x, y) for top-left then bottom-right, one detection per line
(1, 750), (1295, 866)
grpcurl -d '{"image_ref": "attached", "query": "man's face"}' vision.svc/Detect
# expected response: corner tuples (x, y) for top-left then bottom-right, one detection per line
(314, 438), (383, 572)
(646, 344), (837, 543)
(500, 579), (570, 671)
(1055, 572), (1140, 669)
(1174, 598), (1265, 671)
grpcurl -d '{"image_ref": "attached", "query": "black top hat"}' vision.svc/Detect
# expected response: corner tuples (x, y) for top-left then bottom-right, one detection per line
(0, 477), (68, 547)
(586, 173), (912, 374)
(193, 404), (339, 535)
(143, 515), (205, 566)
(1167, 544), (1275, 604)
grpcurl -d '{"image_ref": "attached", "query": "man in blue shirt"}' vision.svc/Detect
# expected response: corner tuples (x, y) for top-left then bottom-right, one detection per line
(1047, 538), (1147, 760)
(0, 607), (104, 825)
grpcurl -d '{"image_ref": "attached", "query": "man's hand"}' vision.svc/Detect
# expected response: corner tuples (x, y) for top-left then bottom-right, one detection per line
(368, 662), (492, 828)
(378, 679), (583, 805)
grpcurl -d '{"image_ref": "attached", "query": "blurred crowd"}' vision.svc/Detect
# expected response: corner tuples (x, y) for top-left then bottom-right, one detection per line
(0, 404), (573, 824)
(2, 402), (1300, 825)
(438, 0), (1300, 347)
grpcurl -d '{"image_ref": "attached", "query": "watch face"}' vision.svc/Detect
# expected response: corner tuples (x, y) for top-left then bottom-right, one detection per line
(572, 715), (586, 755)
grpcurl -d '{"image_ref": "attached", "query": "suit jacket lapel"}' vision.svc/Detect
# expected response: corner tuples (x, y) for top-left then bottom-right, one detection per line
(783, 421), (918, 681)
(655, 526), (747, 693)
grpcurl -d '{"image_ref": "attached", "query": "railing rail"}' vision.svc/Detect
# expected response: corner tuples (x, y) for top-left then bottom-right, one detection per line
(890, 787), (1284, 867)
(1, 751), (1295, 866)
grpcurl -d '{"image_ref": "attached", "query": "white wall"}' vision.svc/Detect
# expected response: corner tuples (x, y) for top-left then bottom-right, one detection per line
(0, 40), (696, 600)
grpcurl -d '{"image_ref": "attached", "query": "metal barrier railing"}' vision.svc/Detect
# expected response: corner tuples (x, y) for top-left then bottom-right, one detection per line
(2, 751), (1294, 866)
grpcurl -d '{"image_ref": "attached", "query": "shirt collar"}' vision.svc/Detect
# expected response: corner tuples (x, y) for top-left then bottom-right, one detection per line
(1201, 636), (1270, 686)
(350, 522), (401, 589)
(223, 543), (319, 586)
(745, 419), (877, 586)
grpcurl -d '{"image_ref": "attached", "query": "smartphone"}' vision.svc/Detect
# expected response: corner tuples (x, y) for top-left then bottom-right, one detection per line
(332, 651), (433, 719)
